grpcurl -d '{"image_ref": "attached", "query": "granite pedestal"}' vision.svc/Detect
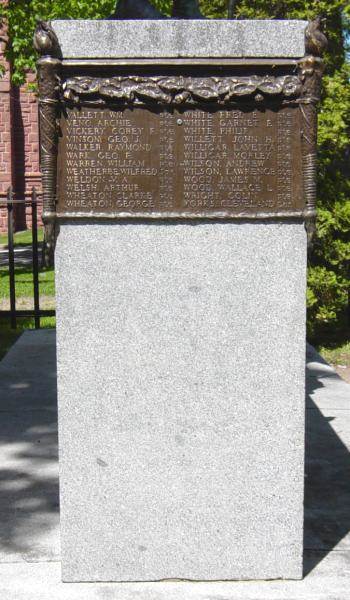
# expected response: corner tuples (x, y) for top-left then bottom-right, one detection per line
(51, 19), (309, 582)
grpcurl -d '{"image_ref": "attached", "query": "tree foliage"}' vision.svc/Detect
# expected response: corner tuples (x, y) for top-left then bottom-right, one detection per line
(227, 4), (350, 343)
(1, 0), (349, 342)
(0, 1), (116, 84)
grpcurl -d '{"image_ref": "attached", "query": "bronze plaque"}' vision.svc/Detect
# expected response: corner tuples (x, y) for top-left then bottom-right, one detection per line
(57, 105), (303, 218)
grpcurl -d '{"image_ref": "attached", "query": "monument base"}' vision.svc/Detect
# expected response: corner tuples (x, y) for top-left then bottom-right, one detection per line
(56, 221), (306, 582)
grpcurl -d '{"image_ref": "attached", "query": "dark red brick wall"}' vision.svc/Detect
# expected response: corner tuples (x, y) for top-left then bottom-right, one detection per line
(0, 21), (12, 232)
(11, 76), (42, 231)
(0, 10), (42, 233)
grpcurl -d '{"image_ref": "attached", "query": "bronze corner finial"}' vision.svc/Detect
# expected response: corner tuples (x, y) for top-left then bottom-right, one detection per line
(305, 16), (328, 57)
(300, 18), (327, 246)
(34, 20), (61, 266)
(34, 21), (60, 57)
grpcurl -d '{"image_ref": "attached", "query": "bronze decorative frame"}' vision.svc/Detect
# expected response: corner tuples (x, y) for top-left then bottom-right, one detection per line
(62, 74), (303, 106)
(35, 18), (326, 248)
(298, 17), (327, 242)
(34, 22), (62, 263)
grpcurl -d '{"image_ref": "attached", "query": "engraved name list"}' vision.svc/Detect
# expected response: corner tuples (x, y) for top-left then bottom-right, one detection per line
(57, 106), (303, 217)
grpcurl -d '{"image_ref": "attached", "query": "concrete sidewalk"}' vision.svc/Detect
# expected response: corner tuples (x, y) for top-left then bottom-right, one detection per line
(0, 330), (349, 599)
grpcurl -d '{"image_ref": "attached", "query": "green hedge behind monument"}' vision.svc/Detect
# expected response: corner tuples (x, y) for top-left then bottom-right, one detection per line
(1, 0), (349, 343)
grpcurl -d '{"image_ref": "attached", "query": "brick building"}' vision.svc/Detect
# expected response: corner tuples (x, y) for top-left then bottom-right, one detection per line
(0, 12), (42, 233)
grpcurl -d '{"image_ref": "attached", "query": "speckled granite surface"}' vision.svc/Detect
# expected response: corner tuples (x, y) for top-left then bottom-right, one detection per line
(51, 19), (307, 59)
(56, 221), (307, 582)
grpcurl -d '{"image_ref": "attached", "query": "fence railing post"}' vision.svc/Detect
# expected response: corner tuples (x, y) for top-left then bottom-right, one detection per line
(7, 187), (16, 330)
(31, 187), (40, 329)
(0, 190), (55, 328)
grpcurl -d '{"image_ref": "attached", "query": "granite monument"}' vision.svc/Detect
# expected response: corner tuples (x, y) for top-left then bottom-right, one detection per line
(35, 14), (326, 583)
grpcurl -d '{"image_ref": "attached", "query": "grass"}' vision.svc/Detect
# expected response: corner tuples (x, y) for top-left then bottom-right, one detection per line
(0, 266), (55, 360)
(0, 227), (44, 247)
(0, 266), (55, 300)
(318, 340), (350, 367)
(0, 226), (55, 360)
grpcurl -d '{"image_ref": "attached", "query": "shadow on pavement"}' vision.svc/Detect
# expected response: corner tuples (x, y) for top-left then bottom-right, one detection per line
(0, 331), (59, 560)
(0, 333), (349, 572)
(304, 349), (350, 576)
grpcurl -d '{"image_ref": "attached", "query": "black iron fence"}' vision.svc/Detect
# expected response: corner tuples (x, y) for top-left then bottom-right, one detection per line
(0, 186), (55, 329)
